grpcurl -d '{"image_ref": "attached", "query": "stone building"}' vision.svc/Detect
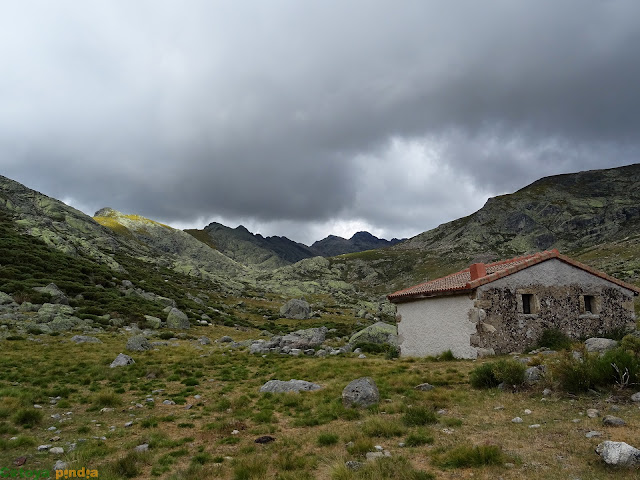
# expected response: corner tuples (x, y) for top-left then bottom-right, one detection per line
(387, 249), (639, 359)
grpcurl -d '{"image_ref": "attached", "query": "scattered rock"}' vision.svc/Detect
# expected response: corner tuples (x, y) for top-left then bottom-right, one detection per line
(53, 460), (69, 470)
(259, 379), (322, 393)
(49, 447), (64, 455)
(162, 400), (176, 405)
(143, 315), (162, 329)
(414, 383), (434, 391)
(586, 431), (602, 438)
(630, 392), (640, 402)
(476, 347), (495, 358)
(255, 435), (276, 444)
(280, 299), (311, 319)
(587, 409), (600, 418)
(366, 450), (391, 461)
(345, 460), (363, 471)
(342, 377), (379, 408)
(198, 336), (211, 345)
(603, 415), (625, 427)
(542, 388), (552, 397)
(166, 307), (190, 329)
(134, 444), (149, 452)
(524, 366), (544, 384)
(38, 445), (51, 452)
(110, 353), (135, 368)
(596, 441), (640, 467)
(585, 338), (618, 354)
(126, 335), (151, 352)
(71, 335), (102, 344)
(125, 421), (134, 428)
(512, 417), (523, 423)
(14, 456), (27, 467)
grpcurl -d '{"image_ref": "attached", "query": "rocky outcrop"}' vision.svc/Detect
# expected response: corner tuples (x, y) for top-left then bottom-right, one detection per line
(259, 379), (322, 393)
(585, 338), (618, 353)
(280, 299), (311, 319)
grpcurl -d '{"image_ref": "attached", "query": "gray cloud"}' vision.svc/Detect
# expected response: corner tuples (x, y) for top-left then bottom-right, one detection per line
(1, 1), (639, 244)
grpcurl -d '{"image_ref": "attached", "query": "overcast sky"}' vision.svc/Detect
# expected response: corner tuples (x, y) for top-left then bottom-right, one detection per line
(2, 1), (639, 245)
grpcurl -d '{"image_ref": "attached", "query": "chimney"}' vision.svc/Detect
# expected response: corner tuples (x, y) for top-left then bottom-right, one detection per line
(469, 263), (486, 281)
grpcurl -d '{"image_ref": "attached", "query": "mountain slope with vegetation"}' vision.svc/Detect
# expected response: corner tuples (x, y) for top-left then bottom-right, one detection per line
(332, 164), (640, 298)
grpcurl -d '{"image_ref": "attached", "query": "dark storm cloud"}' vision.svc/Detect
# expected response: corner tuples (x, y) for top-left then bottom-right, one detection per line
(1, 1), (639, 243)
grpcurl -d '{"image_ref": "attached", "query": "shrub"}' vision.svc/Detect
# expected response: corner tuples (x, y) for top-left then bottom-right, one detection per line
(361, 417), (406, 438)
(405, 431), (434, 447)
(12, 409), (43, 427)
(93, 392), (122, 408)
(469, 363), (499, 389)
(403, 406), (438, 426)
(469, 359), (526, 389)
(434, 444), (505, 468)
(553, 347), (640, 393)
(621, 334), (640, 357)
(536, 328), (571, 351)
(317, 433), (339, 446)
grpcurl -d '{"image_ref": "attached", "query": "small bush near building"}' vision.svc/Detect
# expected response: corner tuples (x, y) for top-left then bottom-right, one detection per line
(536, 328), (572, 351)
(552, 347), (639, 393)
(469, 359), (526, 389)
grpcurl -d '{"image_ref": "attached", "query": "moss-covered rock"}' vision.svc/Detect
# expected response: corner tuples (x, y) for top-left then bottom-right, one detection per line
(349, 321), (398, 347)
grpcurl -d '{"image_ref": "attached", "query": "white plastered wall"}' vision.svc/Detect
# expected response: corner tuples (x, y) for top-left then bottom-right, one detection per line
(397, 294), (477, 359)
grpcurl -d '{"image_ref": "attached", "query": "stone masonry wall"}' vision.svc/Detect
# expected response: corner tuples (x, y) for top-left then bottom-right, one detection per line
(469, 259), (636, 354)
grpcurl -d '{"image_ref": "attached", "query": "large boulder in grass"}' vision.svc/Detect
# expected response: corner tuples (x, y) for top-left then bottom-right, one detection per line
(33, 283), (68, 305)
(596, 441), (640, 467)
(342, 377), (379, 408)
(280, 327), (327, 349)
(166, 308), (190, 329)
(110, 353), (135, 368)
(126, 335), (152, 352)
(259, 379), (322, 393)
(349, 322), (397, 347)
(280, 299), (311, 320)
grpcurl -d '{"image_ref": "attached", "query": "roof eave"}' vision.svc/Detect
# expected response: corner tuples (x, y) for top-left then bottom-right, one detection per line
(388, 287), (474, 304)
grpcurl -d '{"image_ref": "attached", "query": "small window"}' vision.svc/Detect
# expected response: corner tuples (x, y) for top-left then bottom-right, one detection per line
(584, 295), (593, 313)
(581, 295), (599, 315)
(522, 294), (533, 314)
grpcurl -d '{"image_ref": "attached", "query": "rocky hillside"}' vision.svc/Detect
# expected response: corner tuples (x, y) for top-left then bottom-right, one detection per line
(93, 208), (246, 286)
(332, 164), (640, 297)
(399, 164), (640, 258)
(311, 231), (403, 257)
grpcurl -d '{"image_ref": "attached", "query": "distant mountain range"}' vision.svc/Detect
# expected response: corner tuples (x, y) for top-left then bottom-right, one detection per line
(184, 223), (402, 269)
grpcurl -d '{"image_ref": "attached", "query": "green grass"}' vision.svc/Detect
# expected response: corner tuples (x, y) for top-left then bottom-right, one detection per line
(433, 444), (506, 468)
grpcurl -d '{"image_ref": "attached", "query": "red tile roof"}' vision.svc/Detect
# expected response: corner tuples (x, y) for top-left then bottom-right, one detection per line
(387, 249), (640, 303)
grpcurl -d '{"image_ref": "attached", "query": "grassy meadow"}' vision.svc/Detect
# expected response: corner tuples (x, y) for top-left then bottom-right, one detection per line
(1, 327), (639, 480)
